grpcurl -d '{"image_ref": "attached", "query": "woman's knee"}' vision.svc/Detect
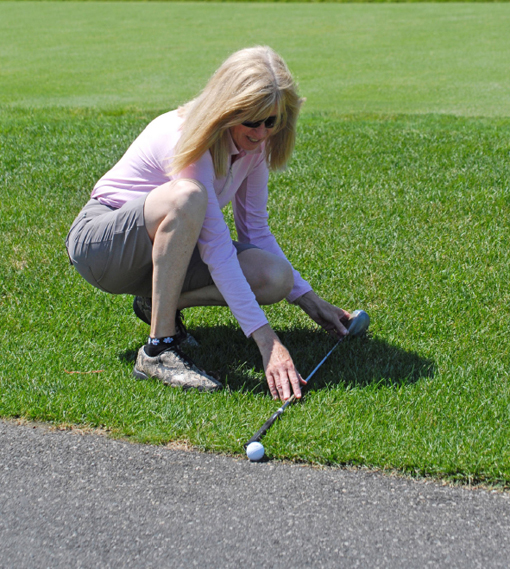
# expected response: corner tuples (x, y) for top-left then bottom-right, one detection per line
(144, 179), (208, 240)
(240, 250), (294, 304)
(173, 178), (208, 208)
(269, 257), (294, 301)
(160, 178), (207, 214)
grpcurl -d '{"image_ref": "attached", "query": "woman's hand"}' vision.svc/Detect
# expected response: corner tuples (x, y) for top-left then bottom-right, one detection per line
(252, 324), (306, 401)
(294, 291), (351, 338)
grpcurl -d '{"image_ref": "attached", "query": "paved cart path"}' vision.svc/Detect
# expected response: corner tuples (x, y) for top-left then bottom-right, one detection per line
(1, 420), (509, 568)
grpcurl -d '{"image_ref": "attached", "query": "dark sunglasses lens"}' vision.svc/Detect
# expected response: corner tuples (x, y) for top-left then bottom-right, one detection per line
(242, 120), (263, 128)
(242, 116), (277, 129)
(264, 116), (277, 129)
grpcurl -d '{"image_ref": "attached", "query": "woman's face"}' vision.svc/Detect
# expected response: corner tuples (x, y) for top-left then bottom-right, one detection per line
(230, 107), (279, 152)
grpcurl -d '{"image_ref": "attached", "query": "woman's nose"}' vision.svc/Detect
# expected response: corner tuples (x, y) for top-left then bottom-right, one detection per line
(252, 124), (268, 137)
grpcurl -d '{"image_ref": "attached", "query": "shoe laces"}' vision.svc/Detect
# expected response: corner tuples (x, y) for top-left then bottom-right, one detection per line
(167, 344), (195, 370)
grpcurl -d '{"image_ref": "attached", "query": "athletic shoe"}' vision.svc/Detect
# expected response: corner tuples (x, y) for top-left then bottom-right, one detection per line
(132, 296), (199, 347)
(133, 344), (222, 392)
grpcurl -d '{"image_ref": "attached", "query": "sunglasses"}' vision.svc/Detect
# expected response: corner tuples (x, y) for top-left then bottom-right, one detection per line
(242, 115), (278, 129)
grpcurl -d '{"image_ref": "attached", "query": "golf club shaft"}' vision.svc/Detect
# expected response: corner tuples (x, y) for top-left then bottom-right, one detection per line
(244, 337), (343, 447)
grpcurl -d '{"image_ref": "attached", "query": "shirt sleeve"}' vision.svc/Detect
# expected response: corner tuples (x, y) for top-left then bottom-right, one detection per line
(232, 157), (313, 303)
(177, 153), (269, 337)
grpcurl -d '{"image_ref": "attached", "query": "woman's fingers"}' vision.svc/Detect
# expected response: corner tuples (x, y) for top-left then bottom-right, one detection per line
(267, 374), (279, 400)
(251, 324), (303, 402)
(267, 359), (302, 401)
(263, 346), (301, 401)
(277, 370), (289, 401)
(316, 306), (351, 337)
(288, 367), (304, 397)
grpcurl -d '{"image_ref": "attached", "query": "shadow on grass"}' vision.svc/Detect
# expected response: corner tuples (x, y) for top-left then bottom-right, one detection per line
(118, 324), (434, 395)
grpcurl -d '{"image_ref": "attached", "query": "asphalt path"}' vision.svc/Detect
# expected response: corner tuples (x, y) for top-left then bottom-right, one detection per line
(1, 420), (509, 568)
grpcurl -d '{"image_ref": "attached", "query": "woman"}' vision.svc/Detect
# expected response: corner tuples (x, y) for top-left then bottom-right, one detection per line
(66, 46), (351, 401)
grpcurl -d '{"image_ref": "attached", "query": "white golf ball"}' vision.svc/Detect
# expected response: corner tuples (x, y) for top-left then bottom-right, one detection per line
(246, 441), (265, 462)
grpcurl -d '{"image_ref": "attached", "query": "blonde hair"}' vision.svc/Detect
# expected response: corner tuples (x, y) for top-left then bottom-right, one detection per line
(172, 46), (304, 178)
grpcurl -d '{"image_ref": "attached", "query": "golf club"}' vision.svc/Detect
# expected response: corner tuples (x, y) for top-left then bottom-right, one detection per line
(244, 309), (370, 451)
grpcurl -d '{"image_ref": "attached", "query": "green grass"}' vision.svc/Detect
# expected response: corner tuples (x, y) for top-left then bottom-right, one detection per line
(1, 2), (510, 115)
(1, 2), (510, 486)
(2, 108), (510, 485)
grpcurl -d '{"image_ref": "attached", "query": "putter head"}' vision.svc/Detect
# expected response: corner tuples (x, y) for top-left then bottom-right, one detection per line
(347, 309), (370, 336)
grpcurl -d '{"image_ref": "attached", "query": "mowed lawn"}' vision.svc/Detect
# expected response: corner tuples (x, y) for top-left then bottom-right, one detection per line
(1, 2), (510, 486)
(1, 2), (510, 115)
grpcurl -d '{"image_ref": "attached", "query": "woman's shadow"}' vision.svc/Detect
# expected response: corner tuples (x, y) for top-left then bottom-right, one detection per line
(121, 324), (434, 394)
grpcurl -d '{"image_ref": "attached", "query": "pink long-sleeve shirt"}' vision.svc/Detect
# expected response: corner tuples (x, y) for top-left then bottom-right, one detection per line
(91, 110), (312, 337)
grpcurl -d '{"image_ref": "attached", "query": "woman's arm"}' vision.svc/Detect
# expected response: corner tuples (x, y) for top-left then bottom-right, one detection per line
(179, 154), (270, 338)
(233, 158), (351, 390)
(232, 159), (312, 302)
(179, 154), (306, 401)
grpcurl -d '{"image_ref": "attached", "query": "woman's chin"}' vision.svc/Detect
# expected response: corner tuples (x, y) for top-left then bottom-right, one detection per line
(242, 139), (262, 151)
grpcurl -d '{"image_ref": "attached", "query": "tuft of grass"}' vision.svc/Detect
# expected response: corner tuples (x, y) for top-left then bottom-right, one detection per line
(1, 107), (510, 486)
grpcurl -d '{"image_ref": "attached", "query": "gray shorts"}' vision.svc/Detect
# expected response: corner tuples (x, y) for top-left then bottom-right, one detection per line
(65, 196), (257, 297)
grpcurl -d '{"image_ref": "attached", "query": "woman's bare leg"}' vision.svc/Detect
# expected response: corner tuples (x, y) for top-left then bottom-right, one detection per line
(144, 179), (208, 338)
(177, 248), (294, 309)
(134, 178), (221, 392)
